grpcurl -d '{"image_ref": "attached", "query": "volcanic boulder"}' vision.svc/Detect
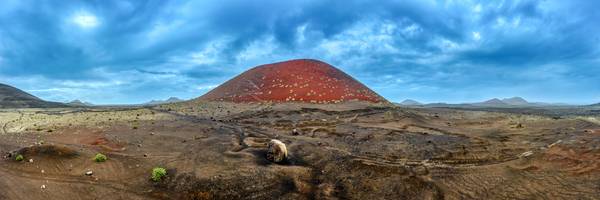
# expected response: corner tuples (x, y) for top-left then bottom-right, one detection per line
(199, 59), (386, 103)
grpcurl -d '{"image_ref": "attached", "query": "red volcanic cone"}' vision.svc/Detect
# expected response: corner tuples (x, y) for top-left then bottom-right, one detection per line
(199, 59), (387, 104)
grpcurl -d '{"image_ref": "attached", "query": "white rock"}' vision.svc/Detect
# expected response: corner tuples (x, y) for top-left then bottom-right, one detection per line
(85, 171), (93, 176)
(548, 140), (562, 148)
(519, 151), (533, 158)
(41, 185), (46, 189)
(28, 159), (33, 163)
(266, 139), (288, 163)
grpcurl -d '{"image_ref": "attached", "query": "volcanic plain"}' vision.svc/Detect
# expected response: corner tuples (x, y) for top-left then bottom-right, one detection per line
(0, 60), (599, 199)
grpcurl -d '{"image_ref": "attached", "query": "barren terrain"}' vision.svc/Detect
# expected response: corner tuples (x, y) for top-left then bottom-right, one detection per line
(1, 101), (599, 199)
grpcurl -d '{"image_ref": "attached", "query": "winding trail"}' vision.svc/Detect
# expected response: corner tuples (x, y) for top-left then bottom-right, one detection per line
(1, 111), (23, 135)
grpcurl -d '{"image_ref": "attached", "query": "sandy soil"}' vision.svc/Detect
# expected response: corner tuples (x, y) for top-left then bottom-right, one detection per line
(1, 101), (599, 199)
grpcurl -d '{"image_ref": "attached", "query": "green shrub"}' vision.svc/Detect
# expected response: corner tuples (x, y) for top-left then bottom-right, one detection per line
(94, 153), (107, 162)
(151, 167), (167, 182)
(15, 154), (24, 161)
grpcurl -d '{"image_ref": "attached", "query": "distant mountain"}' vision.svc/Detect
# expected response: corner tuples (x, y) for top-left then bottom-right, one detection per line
(399, 99), (423, 106)
(501, 97), (529, 105)
(144, 97), (184, 105)
(0, 83), (66, 108)
(425, 103), (450, 107)
(472, 97), (547, 107)
(473, 98), (509, 107)
(529, 102), (571, 107)
(423, 97), (575, 108)
(67, 100), (94, 107)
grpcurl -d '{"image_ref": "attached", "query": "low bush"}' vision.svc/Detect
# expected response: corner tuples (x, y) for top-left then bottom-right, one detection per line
(151, 167), (167, 182)
(94, 153), (107, 162)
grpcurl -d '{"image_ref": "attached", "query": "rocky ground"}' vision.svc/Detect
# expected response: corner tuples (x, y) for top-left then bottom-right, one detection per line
(0, 101), (599, 199)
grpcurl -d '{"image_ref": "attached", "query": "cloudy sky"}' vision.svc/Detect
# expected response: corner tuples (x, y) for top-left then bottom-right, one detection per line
(0, 0), (599, 104)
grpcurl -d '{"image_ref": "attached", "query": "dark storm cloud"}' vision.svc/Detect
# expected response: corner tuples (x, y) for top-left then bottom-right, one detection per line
(0, 0), (599, 104)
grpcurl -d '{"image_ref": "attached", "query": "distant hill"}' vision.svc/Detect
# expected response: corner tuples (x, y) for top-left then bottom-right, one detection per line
(144, 97), (184, 105)
(67, 100), (94, 107)
(472, 98), (508, 107)
(198, 59), (387, 103)
(501, 97), (529, 105)
(0, 83), (66, 108)
(423, 97), (574, 108)
(473, 97), (549, 107)
(399, 99), (423, 106)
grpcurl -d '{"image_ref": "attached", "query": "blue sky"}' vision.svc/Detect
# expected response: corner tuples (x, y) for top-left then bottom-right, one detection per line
(0, 0), (599, 104)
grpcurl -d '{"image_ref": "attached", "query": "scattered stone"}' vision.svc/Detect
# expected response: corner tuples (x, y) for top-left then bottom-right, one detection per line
(515, 123), (524, 129)
(28, 159), (33, 163)
(348, 114), (359, 123)
(266, 139), (288, 163)
(383, 110), (398, 120)
(519, 151), (533, 158)
(292, 128), (299, 135)
(413, 166), (429, 175)
(548, 140), (562, 148)
(85, 170), (93, 176)
(41, 185), (46, 189)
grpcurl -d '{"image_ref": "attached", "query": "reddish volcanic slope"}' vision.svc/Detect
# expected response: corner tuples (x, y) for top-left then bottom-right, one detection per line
(199, 59), (387, 103)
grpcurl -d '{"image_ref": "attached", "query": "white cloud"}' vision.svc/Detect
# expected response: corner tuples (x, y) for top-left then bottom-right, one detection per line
(512, 16), (521, 27)
(189, 39), (229, 65)
(161, 38), (231, 70)
(496, 17), (506, 26)
(401, 24), (421, 37)
(296, 24), (308, 44)
(197, 84), (218, 90)
(316, 20), (401, 57)
(236, 36), (279, 62)
(472, 31), (481, 41)
(146, 20), (184, 41)
(72, 11), (99, 28)
(439, 39), (459, 51)
(473, 4), (482, 13)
